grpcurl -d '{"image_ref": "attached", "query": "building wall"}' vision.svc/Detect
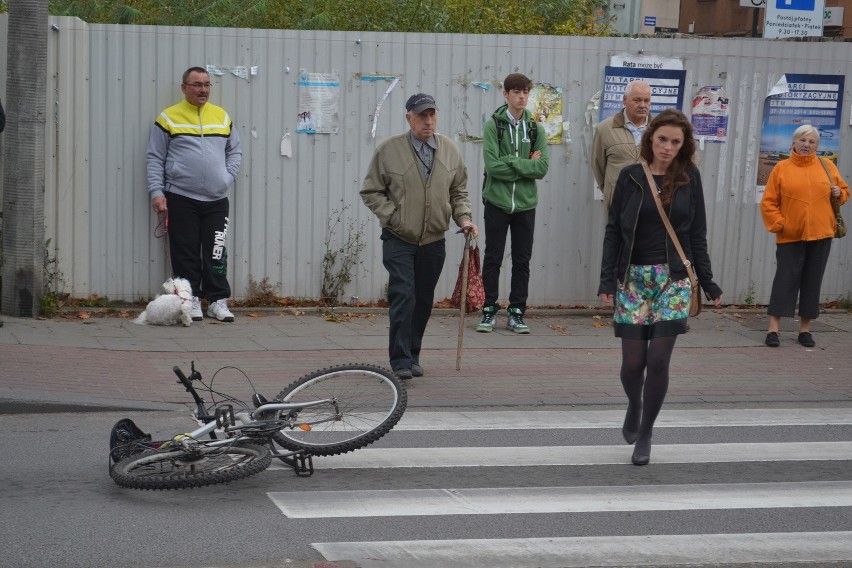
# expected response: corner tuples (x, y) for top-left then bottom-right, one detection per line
(639, 0), (681, 33)
(679, 0), (852, 38)
(608, 0), (643, 35)
(1, 16), (851, 305)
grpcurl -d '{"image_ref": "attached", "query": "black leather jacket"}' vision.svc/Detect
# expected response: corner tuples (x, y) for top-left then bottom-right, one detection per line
(597, 163), (722, 300)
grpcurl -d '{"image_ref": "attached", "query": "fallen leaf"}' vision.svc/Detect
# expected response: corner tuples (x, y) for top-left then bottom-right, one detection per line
(77, 312), (90, 319)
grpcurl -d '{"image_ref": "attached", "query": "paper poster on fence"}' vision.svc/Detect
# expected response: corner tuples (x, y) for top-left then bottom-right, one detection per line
(297, 70), (340, 134)
(755, 73), (844, 202)
(527, 84), (564, 144)
(691, 86), (729, 143)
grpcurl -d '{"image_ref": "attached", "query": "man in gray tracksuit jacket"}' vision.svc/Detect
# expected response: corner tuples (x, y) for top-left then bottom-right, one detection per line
(146, 66), (242, 322)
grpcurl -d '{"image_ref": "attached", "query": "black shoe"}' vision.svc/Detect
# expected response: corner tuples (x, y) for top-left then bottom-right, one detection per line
(622, 403), (640, 445)
(631, 451), (650, 466)
(631, 438), (651, 466)
(411, 363), (424, 377)
(394, 368), (413, 381)
(765, 331), (780, 347)
(797, 332), (815, 347)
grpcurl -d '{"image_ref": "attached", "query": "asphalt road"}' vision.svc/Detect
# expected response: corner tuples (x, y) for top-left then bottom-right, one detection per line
(3, 403), (851, 568)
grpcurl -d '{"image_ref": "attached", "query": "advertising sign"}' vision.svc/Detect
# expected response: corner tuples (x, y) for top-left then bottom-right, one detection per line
(764, 0), (826, 38)
(599, 66), (686, 122)
(755, 73), (844, 200)
(824, 6), (844, 25)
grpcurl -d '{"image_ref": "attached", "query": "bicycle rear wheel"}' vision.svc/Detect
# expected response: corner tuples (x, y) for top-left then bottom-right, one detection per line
(272, 364), (406, 456)
(110, 442), (271, 490)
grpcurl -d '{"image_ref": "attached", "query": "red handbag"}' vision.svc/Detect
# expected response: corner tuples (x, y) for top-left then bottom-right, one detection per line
(451, 239), (485, 314)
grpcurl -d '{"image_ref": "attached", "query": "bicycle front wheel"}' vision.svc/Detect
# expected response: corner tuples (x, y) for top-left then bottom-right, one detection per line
(110, 442), (271, 490)
(272, 364), (406, 456)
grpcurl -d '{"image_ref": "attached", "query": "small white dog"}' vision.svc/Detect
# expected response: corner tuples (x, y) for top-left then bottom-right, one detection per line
(134, 277), (194, 327)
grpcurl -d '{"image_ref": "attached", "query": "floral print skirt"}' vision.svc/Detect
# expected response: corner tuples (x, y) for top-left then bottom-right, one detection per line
(614, 264), (690, 340)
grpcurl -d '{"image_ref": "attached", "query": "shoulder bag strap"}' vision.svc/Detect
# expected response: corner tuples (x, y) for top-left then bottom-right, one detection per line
(640, 162), (699, 288)
(817, 157), (842, 214)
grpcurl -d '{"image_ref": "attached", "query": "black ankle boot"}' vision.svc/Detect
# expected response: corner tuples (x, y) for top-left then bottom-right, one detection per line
(622, 402), (641, 445)
(631, 436), (651, 465)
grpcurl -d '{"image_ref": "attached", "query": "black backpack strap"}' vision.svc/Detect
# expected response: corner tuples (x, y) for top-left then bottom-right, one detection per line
(528, 120), (537, 150)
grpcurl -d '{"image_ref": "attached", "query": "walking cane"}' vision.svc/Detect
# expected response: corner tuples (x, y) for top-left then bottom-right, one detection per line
(456, 230), (472, 371)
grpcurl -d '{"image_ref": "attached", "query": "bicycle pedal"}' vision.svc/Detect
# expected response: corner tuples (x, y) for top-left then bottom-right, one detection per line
(214, 405), (235, 427)
(294, 453), (314, 477)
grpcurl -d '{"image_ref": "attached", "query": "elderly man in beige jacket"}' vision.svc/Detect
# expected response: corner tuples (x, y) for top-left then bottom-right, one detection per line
(592, 80), (653, 216)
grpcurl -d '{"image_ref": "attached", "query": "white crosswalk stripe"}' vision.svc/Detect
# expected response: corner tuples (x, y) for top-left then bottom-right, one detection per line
(267, 408), (852, 567)
(270, 481), (852, 518)
(314, 532), (852, 568)
(388, 408), (852, 430)
(268, 441), (852, 468)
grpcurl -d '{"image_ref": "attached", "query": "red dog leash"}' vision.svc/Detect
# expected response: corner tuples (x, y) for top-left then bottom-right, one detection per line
(154, 211), (173, 278)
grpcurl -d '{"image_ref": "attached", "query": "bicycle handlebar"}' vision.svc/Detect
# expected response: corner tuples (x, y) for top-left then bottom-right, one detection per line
(173, 366), (192, 389)
(173, 364), (210, 419)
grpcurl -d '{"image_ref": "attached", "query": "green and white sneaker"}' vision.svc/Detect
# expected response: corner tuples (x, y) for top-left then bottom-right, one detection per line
(476, 306), (497, 333)
(507, 307), (530, 334)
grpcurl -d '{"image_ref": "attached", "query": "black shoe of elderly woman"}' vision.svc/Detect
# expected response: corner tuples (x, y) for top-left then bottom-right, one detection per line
(797, 332), (815, 347)
(765, 332), (780, 347)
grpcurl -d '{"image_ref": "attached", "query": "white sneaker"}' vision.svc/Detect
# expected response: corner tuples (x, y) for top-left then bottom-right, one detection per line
(207, 298), (234, 322)
(190, 297), (203, 321)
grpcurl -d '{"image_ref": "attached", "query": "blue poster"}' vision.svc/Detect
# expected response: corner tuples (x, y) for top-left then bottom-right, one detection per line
(599, 66), (686, 122)
(757, 73), (845, 194)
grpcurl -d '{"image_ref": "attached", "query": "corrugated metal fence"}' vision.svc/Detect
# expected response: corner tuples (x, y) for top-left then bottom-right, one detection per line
(1, 16), (850, 305)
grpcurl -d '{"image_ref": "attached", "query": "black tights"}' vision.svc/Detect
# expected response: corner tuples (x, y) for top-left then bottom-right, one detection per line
(620, 336), (677, 446)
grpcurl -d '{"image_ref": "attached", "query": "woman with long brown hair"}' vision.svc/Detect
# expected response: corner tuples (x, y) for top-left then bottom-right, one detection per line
(598, 109), (723, 465)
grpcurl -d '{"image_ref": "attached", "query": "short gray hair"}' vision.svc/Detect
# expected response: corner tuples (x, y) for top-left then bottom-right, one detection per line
(791, 124), (819, 143)
(624, 80), (651, 99)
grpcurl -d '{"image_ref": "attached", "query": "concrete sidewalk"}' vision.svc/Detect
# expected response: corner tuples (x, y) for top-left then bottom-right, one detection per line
(1, 308), (850, 410)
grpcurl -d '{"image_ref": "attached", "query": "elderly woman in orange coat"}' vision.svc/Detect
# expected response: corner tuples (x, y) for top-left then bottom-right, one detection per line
(760, 124), (849, 348)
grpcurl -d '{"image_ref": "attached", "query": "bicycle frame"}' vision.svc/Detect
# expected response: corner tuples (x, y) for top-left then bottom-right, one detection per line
(173, 363), (332, 426)
(169, 364), (331, 475)
(177, 401), (333, 447)
(172, 361), (332, 446)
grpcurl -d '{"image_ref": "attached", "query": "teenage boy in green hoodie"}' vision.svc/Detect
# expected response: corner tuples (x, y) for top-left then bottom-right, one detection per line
(477, 73), (549, 333)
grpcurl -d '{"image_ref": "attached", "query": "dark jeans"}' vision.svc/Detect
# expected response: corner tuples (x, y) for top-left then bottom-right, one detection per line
(482, 201), (535, 312)
(165, 192), (231, 301)
(381, 229), (446, 372)
(768, 238), (832, 320)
